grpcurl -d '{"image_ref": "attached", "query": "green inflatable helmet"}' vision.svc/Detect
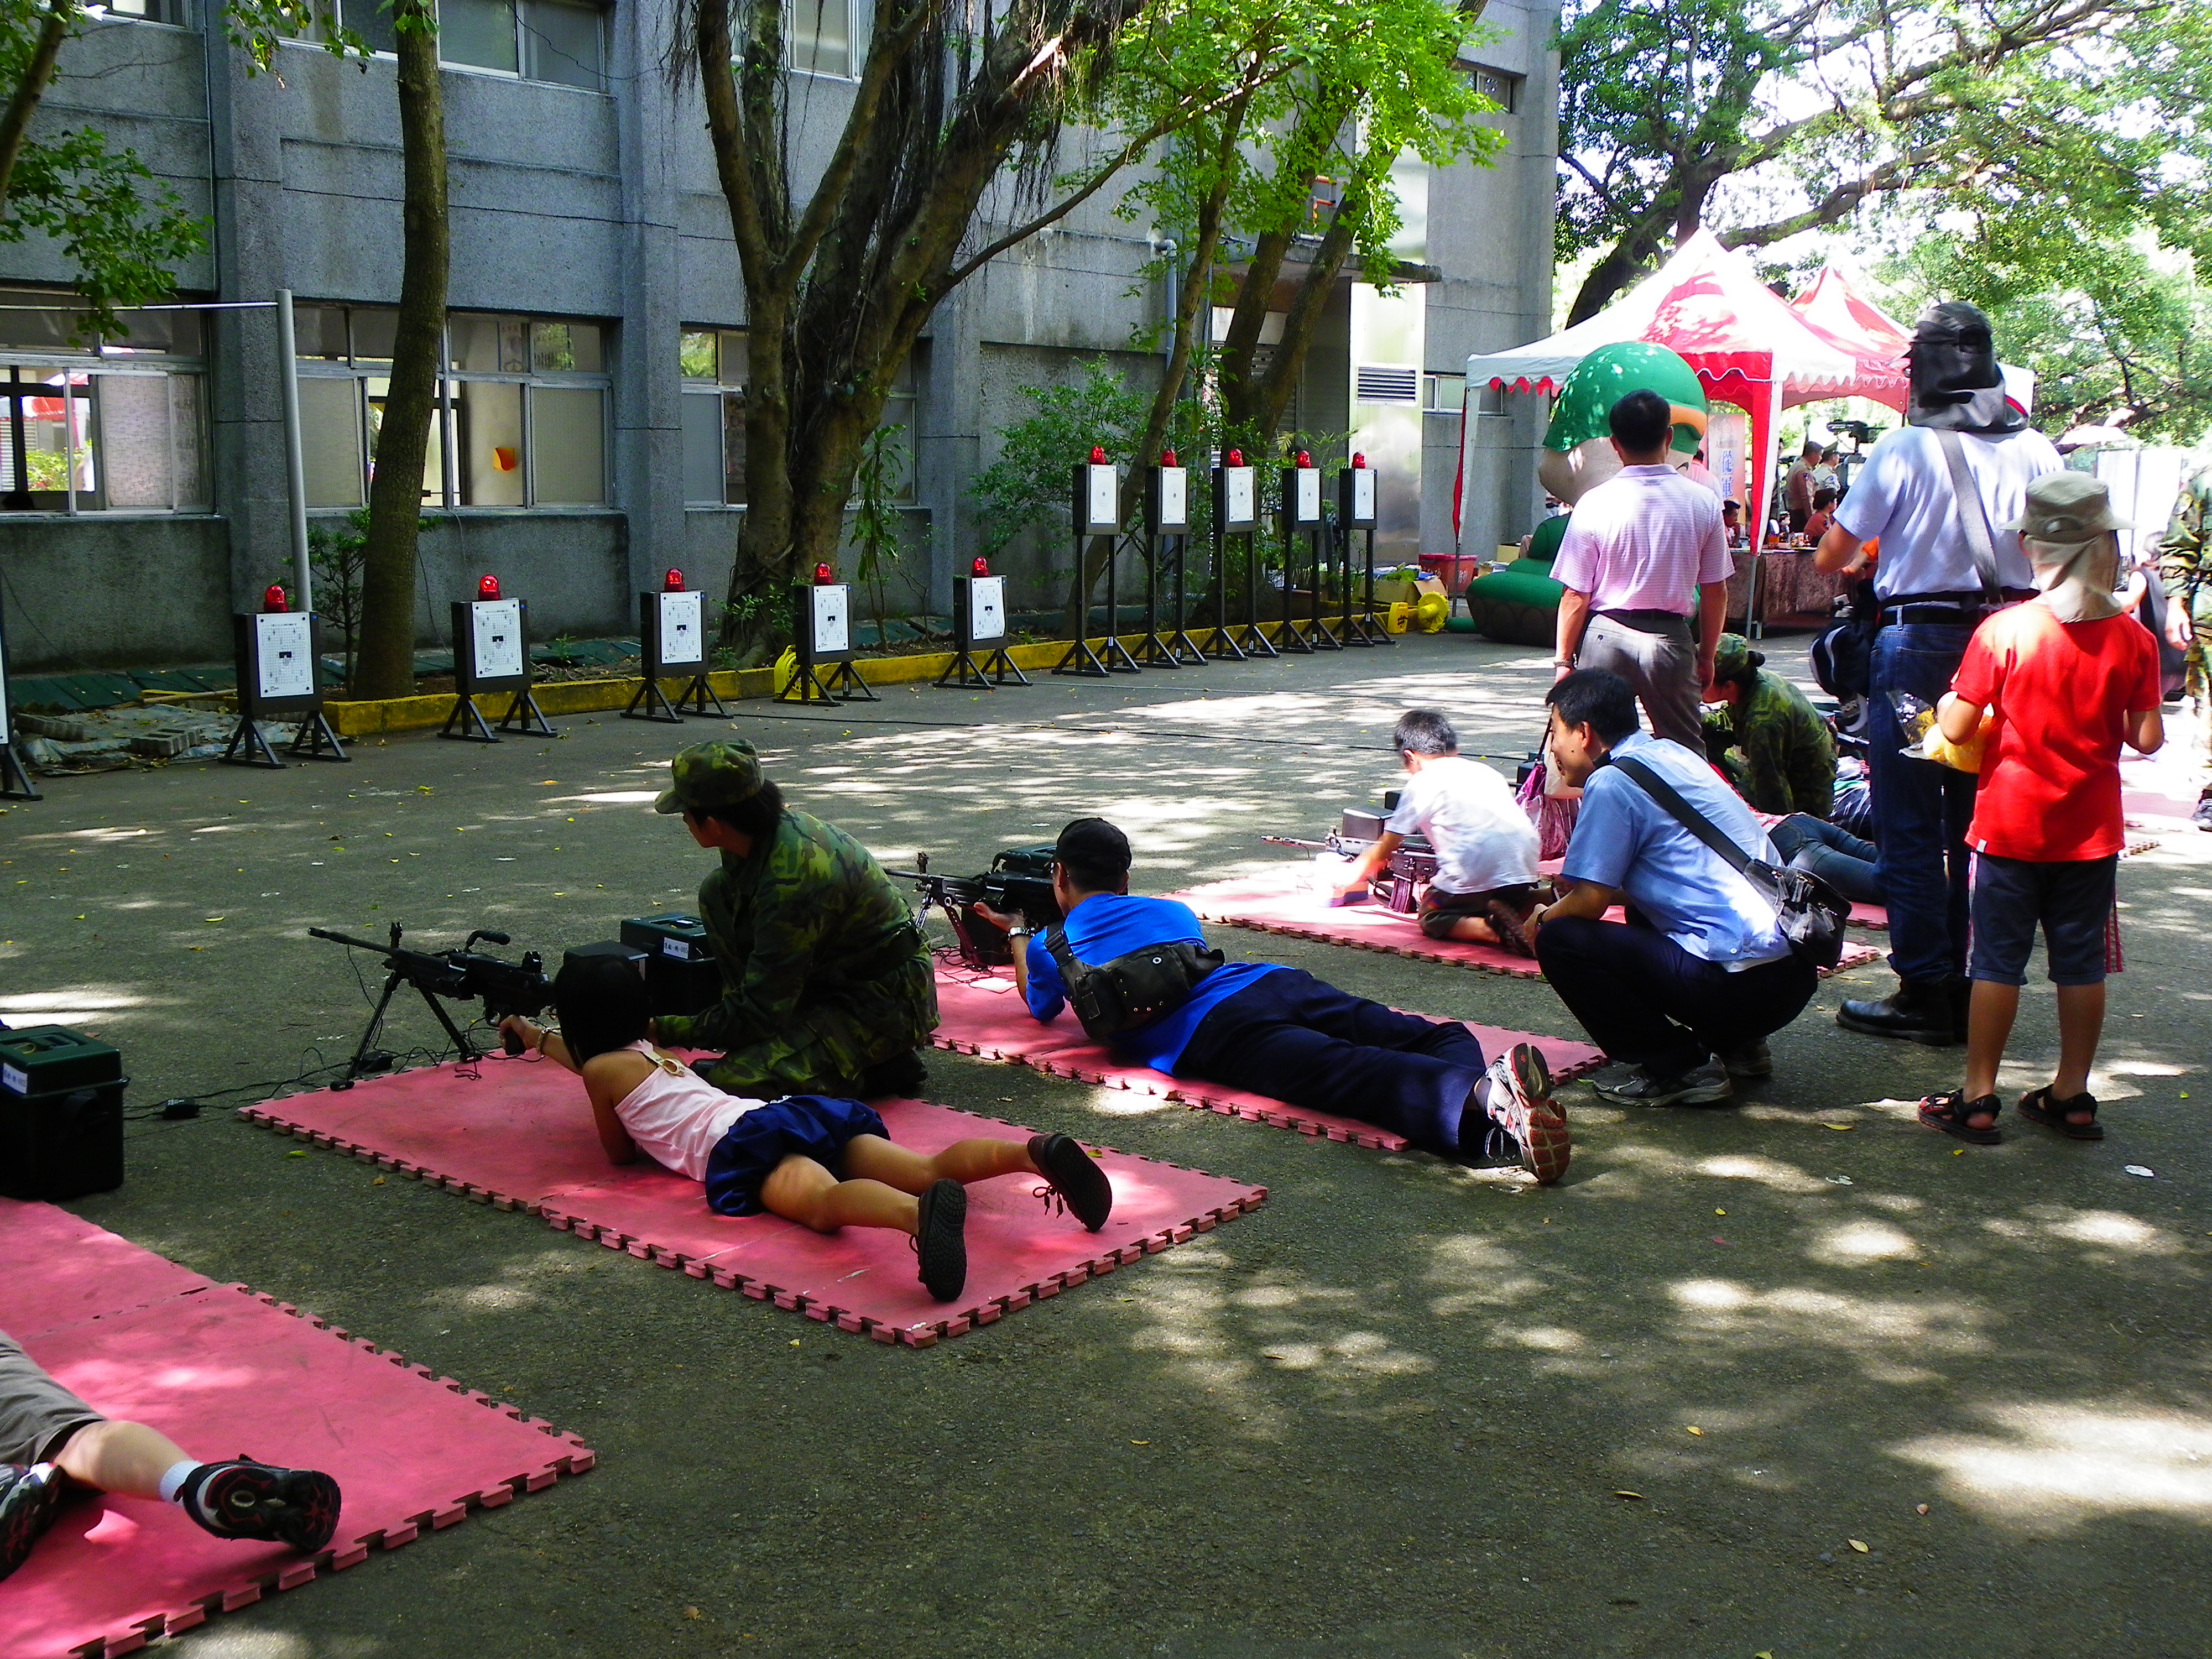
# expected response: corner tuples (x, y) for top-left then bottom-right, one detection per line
(1537, 342), (1711, 506)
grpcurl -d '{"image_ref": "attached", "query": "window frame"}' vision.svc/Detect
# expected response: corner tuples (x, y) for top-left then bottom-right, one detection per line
(679, 327), (919, 509)
(778, 0), (866, 81)
(0, 300), (211, 517)
(297, 302), (612, 513)
(307, 0), (607, 91)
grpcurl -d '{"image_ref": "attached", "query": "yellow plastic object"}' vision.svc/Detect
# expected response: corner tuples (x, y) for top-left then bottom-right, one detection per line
(1903, 705), (1992, 773)
(1385, 602), (1412, 634)
(1413, 591), (1451, 633)
(773, 646), (796, 695)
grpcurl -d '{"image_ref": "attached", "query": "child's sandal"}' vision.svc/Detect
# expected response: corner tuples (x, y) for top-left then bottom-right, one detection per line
(1918, 1090), (2002, 1144)
(2017, 1086), (2103, 1141)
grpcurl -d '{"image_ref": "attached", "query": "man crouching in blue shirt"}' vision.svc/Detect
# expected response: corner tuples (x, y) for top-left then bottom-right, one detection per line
(974, 817), (1569, 1184)
(1527, 669), (1817, 1108)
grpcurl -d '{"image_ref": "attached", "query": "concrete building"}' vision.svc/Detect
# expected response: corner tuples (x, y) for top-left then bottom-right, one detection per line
(0, 0), (1556, 672)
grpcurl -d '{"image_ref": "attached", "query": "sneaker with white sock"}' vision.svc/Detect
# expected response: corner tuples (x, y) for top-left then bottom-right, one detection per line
(1481, 1042), (1570, 1185)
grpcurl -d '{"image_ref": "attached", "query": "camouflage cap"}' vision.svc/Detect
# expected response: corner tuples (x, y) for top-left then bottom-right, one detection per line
(655, 739), (764, 815)
(2000, 471), (2133, 544)
(1710, 633), (1765, 681)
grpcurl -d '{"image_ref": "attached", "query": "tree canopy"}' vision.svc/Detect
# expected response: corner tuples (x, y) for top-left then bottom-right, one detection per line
(1554, 0), (2212, 325)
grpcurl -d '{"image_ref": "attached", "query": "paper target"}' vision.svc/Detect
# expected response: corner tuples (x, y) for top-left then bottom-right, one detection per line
(471, 599), (525, 680)
(1293, 468), (1322, 524)
(254, 612), (316, 701)
(1222, 467), (1255, 530)
(656, 590), (705, 667)
(1352, 468), (1376, 524)
(1157, 467), (1187, 532)
(970, 575), (1006, 642)
(811, 585), (849, 655)
(1083, 463), (1119, 534)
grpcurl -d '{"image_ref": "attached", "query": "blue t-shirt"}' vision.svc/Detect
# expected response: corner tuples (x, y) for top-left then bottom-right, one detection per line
(1561, 732), (1791, 967)
(1022, 893), (1282, 1073)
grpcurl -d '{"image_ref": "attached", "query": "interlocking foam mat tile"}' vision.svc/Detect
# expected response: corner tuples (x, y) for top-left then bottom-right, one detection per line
(0, 1199), (592, 1659)
(1173, 870), (1882, 977)
(930, 969), (1606, 1152)
(238, 1071), (1264, 1347)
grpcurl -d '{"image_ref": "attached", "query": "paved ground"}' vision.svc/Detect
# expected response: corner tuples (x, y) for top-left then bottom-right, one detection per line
(8, 633), (2212, 1658)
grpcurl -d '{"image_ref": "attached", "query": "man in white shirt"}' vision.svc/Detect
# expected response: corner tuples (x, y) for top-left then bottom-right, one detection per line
(1334, 708), (1543, 946)
(1814, 300), (2062, 1044)
(1552, 389), (1734, 756)
(1526, 670), (1816, 1108)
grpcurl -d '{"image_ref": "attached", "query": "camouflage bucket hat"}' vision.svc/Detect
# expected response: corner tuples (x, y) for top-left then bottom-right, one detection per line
(1710, 634), (1764, 681)
(655, 739), (764, 814)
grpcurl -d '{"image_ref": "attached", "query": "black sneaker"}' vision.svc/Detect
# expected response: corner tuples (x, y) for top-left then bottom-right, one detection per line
(177, 1459), (342, 1553)
(1027, 1133), (1114, 1232)
(1718, 1040), (1772, 1079)
(1592, 1060), (1735, 1108)
(860, 1049), (928, 1098)
(911, 1178), (968, 1302)
(0, 1463), (62, 1583)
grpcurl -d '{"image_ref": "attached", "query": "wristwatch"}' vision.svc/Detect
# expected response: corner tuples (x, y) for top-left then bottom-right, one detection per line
(1006, 926), (1033, 942)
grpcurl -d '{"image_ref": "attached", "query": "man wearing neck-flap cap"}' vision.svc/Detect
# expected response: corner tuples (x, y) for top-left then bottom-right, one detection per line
(649, 739), (937, 1099)
(1812, 300), (2062, 1045)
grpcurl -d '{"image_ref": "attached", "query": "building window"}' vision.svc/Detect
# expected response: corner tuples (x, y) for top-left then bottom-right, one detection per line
(786, 0), (860, 76)
(1463, 64), (1521, 113)
(322, 0), (604, 89)
(1419, 371), (1465, 415)
(680, 328), (748, 506)
(0, 288), (209, 513)
(680, 331), (912, 507)
(296, 302), (609, 510)
(102, 0), (189, 23)
(1474, 382), (1508, 417)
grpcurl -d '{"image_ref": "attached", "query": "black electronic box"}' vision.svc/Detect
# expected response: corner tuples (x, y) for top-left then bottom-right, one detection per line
(619, 914), (722, 1017)
(1, 1025), (127, 1201)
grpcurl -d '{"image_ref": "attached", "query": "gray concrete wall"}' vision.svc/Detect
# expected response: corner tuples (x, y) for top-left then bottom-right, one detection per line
(4, 5), (1557, 671)
(1, 517), (230, 671)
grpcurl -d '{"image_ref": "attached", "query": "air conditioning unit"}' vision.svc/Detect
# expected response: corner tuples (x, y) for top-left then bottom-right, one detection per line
(1356, 364), (1420, 405)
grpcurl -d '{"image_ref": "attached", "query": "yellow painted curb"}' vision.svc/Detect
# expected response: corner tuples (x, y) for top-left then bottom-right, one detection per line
(322, 618), (1383, 735)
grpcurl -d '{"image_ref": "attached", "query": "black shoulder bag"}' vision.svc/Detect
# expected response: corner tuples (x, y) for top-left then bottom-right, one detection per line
(1611, 757), (1849, 971)
(1044, 928), (1224, 1043)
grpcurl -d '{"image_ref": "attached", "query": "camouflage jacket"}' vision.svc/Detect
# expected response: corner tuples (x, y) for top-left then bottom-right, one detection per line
(2156, 466), (2212, 625)
(1708, 669), (1835, 818)
(654, 810), (925, 1053)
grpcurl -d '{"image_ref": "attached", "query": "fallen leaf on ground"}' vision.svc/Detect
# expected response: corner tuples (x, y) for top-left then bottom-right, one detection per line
(1823, 1122), (1853, 1131)
(1849, 1538), (1869, 1553)
(1916, 1504), (1929, 1515)
(1613, 1490), (1642, 1501)
(1129, 1440), (1150, 1446)
(1686, 1426), (1703, 1436)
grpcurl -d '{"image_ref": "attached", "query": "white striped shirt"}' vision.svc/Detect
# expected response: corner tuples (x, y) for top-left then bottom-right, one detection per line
(1554, 465), (1733, 615)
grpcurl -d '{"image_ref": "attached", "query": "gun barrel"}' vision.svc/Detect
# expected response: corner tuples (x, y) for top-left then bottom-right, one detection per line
(309, 925), (395, 954)
(1260, 836), (1331, 851)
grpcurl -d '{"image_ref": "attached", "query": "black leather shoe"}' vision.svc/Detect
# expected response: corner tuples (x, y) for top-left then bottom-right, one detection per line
(1837, 977), (1958, 1045)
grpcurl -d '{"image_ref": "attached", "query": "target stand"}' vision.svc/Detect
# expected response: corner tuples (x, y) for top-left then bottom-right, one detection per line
(1139, 462), (1204, 667)
(625, 588), (724, 722)
(222, 611), (348, 769)
(936, 573), (1027, 688)
(0, 587), (39, 799)
(1338, 463), (1390, 645)
(1213, 461), (1267, 660)
(1276, 463), (1330, 653)
(441, 597), (552, 741)
(1056, 460), (1141, 677)
(779, 582), (877, 704)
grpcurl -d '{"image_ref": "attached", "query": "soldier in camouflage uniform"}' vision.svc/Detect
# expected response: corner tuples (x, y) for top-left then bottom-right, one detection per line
(2155, 467), (2212, 827)
(651, 740), (938, 1096)
(1700, 634), (1836, 817)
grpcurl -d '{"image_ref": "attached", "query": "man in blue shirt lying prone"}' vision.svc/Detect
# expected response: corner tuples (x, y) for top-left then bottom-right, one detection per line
(974, 817), (1570, 1185)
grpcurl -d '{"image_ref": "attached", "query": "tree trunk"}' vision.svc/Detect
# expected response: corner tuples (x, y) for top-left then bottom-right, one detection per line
(1566, 210), (1671, 327)
(1243, 171), (1365, 444)
(0, 2), (74, 205)
(352, 0), (448, 700)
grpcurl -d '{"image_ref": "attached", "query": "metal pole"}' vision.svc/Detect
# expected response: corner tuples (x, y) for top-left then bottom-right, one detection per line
(276, 288), (312, 612)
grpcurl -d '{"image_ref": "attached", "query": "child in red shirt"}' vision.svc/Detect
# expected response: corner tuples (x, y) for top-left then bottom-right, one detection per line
(1917, 474), (2163, 1145)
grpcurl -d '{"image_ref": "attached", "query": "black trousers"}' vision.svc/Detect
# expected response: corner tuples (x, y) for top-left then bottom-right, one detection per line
(1534, 915), (1815, 1077)
(1175, 969), (1489, 1159)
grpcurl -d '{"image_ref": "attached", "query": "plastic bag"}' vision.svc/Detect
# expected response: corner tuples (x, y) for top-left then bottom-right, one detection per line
(1515, 743), (1579, 860)
(1891, 692), (1990, 774)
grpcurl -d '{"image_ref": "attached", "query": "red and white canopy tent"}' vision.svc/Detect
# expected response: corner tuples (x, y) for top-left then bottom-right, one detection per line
(1464, 229), (1865, 535)
(1790, 264), (2037, 420)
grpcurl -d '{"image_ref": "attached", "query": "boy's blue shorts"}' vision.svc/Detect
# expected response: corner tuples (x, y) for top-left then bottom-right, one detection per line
(1967, 852), (2117, 988)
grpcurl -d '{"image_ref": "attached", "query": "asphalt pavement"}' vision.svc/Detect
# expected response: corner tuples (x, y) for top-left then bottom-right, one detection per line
(7, 633), (2211, 1658)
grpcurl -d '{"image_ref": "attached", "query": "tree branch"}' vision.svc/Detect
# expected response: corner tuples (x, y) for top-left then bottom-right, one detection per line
(0, 1), (76, 206)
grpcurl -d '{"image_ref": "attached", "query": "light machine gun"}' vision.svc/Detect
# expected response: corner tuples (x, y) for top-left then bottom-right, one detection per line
(1263, 806), (1438, 915)
(310, 924), (554, 1084)
(883, 846), (1062, 972)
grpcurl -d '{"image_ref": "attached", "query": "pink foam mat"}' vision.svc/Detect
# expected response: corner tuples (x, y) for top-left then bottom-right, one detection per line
(0, 1199), (592, 1659)
(236, 1066), (1264, 1348)
(930, 970), (1606, 1153)
(1172, 870), (1881, 977)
